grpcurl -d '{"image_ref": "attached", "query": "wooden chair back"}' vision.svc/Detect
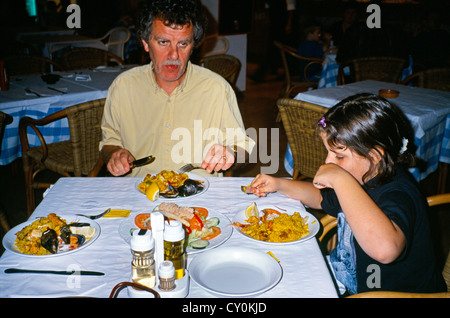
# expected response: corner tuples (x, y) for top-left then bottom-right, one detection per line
(4, 55), (64, 75)
(274, 41), (323, 98)
(338, 56), (407, 85)
(19, 99), (106, 215)
(200, 54), (241, 88)
(401, 67), (450, 92)
(58, 47), (123, 70)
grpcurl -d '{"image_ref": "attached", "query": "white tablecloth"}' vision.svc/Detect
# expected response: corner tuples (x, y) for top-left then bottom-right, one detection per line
(0, 177), (338, 298)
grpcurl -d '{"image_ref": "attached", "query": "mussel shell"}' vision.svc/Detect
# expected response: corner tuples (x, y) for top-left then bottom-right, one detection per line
(70, 234), (86, 245)
(41, 229), (58, 254)
(160, 183), (179, 198)
(60, 225), (72, 244)
(177, 179), (204, 197)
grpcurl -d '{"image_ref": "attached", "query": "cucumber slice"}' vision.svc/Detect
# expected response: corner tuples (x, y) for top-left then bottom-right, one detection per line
(204, 217), (220, 228)
(190, 239), (210, 249)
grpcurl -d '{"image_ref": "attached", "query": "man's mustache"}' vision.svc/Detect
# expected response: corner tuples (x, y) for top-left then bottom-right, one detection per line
(162, 60), (182, 66)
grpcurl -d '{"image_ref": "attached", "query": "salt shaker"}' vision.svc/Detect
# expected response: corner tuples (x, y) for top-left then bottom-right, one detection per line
(158, 260), (176, 291)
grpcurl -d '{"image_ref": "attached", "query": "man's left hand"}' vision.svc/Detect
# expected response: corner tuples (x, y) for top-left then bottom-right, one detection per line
(201, 144), (235, 173)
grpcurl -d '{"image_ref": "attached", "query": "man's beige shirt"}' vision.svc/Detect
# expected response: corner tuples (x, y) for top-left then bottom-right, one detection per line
(100, 62), (255, 177)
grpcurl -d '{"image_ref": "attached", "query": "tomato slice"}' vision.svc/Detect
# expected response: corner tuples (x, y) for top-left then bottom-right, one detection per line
(188, 213), (203, 231)
(193, 207), (208, 219)
(203, 226), (221, 240)
(135, 213), (151, 230)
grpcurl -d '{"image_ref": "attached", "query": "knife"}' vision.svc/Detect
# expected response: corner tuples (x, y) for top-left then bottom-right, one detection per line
(130, 155), (155, 168)
(47, 86), (67, 94)
(25, 88), (41, 97)
(5, 268), (105, 276)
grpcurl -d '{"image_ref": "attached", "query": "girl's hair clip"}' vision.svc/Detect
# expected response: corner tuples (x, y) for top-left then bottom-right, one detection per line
(318, 117), (326, 128)
(399, 137), (408, 154)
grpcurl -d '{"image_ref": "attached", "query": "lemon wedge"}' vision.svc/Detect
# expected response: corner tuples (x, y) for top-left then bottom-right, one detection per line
(146, 182), (160, 201)
(71, 226), (96, 239)
(244, 202), (259, 220)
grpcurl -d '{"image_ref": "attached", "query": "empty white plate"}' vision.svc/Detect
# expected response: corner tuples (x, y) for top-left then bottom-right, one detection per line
(188, 246), (283, 297)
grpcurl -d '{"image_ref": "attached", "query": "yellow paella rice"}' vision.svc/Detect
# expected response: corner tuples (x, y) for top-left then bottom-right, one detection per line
(242, 212), (309, 243)
(14, 213), (67, 255)
(138, 170), (189, 193)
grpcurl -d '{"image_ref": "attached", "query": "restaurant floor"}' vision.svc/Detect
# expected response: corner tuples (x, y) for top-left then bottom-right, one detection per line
(0, 63), (448, 272)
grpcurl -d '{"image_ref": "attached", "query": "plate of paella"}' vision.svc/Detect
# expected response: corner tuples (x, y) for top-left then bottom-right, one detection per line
(136, 170), (209, 201)
(2, 213), (100, 257)
(232, 203), (319, 245)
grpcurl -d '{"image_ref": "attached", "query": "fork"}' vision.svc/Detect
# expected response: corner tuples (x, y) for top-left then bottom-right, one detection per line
(177, 164), (201, 174)
(76, 208), (111, 220)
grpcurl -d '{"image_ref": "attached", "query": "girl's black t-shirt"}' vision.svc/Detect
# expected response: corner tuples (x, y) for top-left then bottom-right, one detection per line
(321, 166), (446, 294)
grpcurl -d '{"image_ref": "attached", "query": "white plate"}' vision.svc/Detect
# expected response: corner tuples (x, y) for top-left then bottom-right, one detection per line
(232, 204), (319, 245)
(118, 209), (232, 255)
(2, 215), (100, 257)
(135, 172), (209, 201)
(189, 246), (283, 297)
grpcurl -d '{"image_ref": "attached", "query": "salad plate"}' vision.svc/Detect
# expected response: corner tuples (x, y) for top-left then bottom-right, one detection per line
(118, 209), (232, 255)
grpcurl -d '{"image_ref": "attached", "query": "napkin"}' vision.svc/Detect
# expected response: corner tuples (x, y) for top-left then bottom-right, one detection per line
(24, 88), (54, 97)
(75, 74), (92, 81)
(103, 209), (131, 218)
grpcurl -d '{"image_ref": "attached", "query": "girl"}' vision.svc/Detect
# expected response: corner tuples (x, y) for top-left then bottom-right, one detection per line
(250, 93), (446, 295)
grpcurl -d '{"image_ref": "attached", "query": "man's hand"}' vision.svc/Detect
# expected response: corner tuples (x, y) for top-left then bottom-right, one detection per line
(201, 144), (235, 174)
(102, 146), (135, 176)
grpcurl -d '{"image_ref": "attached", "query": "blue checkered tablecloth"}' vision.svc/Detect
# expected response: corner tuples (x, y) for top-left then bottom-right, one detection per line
(284, 80), (450, 182)
(318, 55), (413, 89)
(0, 66), (135, 165)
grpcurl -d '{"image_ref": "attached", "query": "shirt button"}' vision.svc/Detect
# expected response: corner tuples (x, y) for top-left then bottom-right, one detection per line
(166, 124), (170, 128)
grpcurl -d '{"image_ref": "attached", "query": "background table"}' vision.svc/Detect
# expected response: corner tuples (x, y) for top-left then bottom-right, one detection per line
(17, 31), (106, 59)
(284, 80), (450, 181)
(0, 176), (338, 298)
(0, 65), (135, 165)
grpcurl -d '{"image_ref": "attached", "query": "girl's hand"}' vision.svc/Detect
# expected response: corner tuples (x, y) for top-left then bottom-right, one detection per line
(248, 174), (280, 197)
(313, 163), (350, 189)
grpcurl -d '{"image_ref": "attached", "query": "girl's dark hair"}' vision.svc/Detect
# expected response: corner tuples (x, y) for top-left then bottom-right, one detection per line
(137, 0), (207, 47)
(317, 93), (416, 185)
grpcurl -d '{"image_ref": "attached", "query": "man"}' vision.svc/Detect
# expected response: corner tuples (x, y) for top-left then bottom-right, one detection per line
(100, 0), (255, 177)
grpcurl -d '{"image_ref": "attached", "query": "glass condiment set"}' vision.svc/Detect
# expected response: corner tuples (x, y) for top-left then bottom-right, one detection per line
(128, 212), (189, 298)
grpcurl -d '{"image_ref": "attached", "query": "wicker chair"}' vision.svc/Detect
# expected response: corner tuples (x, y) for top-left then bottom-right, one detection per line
(57, 47), (124, 70)
(338, 56), (407, 85)
(277, 98), (328, 180)
(401, 67), (450, 92)
(4, 55), (64, 76)
(319, 193), (450, 297)
(274, 41), (324, 98)
(19, 99), (106, 216)
(200, 54), (241, 88)
(0, 111), (13, 233)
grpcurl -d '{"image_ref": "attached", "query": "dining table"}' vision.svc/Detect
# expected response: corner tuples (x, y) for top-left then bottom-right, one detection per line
(0, 176), (339, 298)
(284, 80), (450, 182)
(17, 31), (107, 60)
(0, 64), (136, 166)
